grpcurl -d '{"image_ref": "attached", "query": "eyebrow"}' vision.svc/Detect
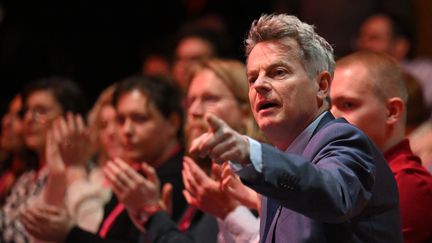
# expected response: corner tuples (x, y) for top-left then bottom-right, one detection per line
(250, 60), (293, 78)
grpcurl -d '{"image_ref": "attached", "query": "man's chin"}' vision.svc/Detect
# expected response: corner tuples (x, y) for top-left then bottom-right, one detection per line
(257, 118), (273, 130)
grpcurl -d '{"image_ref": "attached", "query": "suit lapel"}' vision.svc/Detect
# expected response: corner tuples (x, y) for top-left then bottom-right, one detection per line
(261, 112), (337, 243)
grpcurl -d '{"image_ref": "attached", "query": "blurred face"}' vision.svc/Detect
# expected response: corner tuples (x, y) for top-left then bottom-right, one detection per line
(22, 90), (63, 154)
(330, 63), (388, 149)
(1, 95), (24, 152)
(185, 69), (247, 146)
(173, 37), (214, 91)
(116, 89), (178, 164)
(357, 16), (394, 54)
(142, 55), (171, 76)
(98, 105), (123, 160)
(247, 41), (322, 149)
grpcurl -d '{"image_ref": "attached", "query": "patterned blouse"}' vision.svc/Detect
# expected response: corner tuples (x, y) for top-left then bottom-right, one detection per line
(0, 168), (48, 243)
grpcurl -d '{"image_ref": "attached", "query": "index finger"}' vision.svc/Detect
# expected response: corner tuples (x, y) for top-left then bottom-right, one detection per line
(205, 113), (226, 132)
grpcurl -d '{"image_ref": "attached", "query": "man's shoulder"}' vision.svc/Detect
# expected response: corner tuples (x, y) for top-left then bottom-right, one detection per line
(306, 117), (381, 160)
(315, 117), (368, 140)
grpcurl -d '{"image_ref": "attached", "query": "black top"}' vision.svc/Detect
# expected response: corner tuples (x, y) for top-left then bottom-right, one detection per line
(66, 149), (187, 243)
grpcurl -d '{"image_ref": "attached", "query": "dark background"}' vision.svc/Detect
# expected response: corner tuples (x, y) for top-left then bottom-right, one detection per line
(0, 0), (274, 108)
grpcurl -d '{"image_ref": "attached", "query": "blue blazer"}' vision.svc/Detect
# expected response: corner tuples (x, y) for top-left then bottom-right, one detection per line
(238, 112), (402, 243)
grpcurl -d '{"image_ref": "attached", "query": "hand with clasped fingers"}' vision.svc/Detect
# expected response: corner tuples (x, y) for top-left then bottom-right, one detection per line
(103, 158), (173, 231)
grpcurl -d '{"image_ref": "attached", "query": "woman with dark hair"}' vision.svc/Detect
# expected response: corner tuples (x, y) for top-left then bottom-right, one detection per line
(0, 76), (98, 242)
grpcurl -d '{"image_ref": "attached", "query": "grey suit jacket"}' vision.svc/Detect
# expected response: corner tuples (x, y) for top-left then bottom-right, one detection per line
(238, 112), (402, 243)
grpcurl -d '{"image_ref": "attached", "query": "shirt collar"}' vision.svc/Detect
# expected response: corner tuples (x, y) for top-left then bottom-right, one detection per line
(286, 111), (328, 154)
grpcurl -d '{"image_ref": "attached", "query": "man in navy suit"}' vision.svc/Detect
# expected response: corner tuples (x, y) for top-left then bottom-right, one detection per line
(189, 14), (402, 242)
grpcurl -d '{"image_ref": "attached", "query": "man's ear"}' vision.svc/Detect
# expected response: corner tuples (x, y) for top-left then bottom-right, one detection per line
(316, 71), (332, 103)
(386, 97), (404, 125)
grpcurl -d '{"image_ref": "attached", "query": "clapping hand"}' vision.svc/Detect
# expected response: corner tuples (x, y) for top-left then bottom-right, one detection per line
(44, 112), (90, 205)
(182, 156), (240, 219)
(220, 163), (261, 212)
(104, 158), (173, 214)
(51, 112), (92, 168)
(20, 204), (73, 242)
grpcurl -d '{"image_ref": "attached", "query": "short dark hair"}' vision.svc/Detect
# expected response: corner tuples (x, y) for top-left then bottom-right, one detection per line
(112, 75), (184, 140)
(21, 76), (88, 116)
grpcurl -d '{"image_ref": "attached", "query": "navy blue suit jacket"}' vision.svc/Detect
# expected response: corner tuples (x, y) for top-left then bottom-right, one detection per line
(238, 112), (402, 243)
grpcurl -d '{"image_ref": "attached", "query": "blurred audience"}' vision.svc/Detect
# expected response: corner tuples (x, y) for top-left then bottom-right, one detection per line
(182, 59), (261, 243)
(21, 75), (187, 243)
(140, 40), (173, 78)
(409, 122), (432, 172)
(172, 22), (232, 94)
(403, 72), (430, 135)
(0, 77), (92, 242)
(104, 59), (261, 243)
(142, 54), (172, 78)
(0, 94), (34, 204)
(87, 84), (123, 183)
(273, 0), (413, 57)
(356, 13), (432, 115)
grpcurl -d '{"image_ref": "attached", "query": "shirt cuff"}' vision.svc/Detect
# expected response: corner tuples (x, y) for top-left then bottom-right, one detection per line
(230, 137), (263, 173)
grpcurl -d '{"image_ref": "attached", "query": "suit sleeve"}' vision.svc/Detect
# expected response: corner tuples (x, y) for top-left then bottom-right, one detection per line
(237, 123), (377, 223)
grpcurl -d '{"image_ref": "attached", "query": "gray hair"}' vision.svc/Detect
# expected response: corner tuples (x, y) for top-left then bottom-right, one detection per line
(245, 14), (335, 79)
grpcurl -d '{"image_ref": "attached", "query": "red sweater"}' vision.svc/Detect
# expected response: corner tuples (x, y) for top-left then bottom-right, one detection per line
(385, 139), (432, 243)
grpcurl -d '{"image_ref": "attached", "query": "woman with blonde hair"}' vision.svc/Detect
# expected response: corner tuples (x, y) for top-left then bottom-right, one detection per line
(87, 84), (123, 182)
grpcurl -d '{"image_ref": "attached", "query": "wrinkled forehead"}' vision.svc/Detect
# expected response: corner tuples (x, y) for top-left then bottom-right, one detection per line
(249, 38), (302, 59)
(246, 40), (304, 73)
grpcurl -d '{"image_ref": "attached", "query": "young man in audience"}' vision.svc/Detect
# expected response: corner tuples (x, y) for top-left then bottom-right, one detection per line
(331, 50), (432, 243)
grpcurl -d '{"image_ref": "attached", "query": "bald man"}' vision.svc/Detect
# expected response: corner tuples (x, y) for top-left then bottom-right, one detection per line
(331, 50), (432, 243)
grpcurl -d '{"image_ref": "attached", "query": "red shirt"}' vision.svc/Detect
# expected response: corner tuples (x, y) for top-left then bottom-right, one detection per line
(385, 139), (432, 243)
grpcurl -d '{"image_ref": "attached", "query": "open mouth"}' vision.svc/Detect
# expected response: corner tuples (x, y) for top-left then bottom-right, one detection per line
(258, 102), (279, 111)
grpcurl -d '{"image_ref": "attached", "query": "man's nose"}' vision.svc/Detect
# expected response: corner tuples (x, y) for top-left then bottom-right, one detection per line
(188, 100), (205, 117)
(253, 76), (272, 94)
(120, 119), (133, 134)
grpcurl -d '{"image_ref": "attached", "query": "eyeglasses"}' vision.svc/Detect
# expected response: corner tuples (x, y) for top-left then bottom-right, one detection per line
(20, 105), (57, 122)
